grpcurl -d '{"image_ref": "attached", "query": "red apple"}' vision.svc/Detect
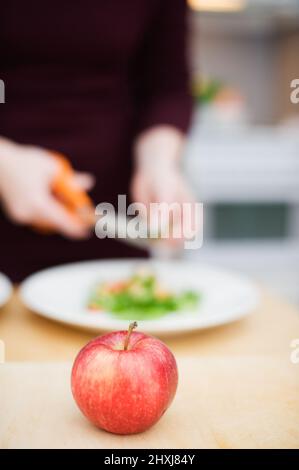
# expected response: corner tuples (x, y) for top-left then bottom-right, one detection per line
(71, 322), (178, 435)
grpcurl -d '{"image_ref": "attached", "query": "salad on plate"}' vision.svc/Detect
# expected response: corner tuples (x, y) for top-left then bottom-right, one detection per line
(87, 269), (200, 320)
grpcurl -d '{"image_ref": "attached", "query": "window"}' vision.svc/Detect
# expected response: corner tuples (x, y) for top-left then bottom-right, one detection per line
(213, 203), (289, 240)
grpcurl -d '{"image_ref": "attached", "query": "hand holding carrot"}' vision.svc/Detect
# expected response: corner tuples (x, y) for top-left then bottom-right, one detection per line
(0, 137), (95, 239)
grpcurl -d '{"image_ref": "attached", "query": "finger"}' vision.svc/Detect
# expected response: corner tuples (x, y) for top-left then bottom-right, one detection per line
(36, 197), (91, 239)
(178, 186), (201, 239)
(156, 195), (182, 241)
(130, 175), (151, 220)
(71, 172), (95, 191)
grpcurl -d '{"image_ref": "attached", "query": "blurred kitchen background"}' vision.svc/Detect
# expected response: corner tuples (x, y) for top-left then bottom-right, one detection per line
(183, 0), (299, 304)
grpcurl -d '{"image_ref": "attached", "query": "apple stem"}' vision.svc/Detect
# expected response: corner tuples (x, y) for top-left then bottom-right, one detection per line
(124, 321), (138, 350)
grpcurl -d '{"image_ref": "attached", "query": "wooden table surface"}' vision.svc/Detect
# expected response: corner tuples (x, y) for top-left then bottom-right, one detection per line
(0, 288), (299, 361)
(1, 288), (299, 448)
(1, 358), (299, 449)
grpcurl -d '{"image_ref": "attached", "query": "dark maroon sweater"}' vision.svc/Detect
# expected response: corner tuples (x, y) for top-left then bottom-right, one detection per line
(0, 0), (192, 281)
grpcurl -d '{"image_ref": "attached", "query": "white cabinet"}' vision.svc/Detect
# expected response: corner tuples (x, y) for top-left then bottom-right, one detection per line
(184, 127), (299, 304)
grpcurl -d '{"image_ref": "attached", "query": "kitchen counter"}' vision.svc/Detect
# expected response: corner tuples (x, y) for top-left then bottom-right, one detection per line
(0, 288), (299, 448)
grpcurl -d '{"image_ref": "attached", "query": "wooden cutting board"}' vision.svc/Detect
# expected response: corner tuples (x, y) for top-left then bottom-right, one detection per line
(1, 357), (299, 449)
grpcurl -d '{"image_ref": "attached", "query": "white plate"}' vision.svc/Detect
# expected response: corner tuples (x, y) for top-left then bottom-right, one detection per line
(20, 259), (259, 335)
(0, 272), (12, 308)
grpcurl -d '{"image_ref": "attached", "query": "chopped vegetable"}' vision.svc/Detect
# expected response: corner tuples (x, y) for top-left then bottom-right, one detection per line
(87, 270), (200, 320)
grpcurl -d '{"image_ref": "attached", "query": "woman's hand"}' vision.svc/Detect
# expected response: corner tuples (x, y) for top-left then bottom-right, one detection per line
(131, 126), (198, 246)
(0, 137), (94, 238)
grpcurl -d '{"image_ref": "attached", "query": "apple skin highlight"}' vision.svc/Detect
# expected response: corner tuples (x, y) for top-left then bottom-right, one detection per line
(71, 328), (178, 435)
